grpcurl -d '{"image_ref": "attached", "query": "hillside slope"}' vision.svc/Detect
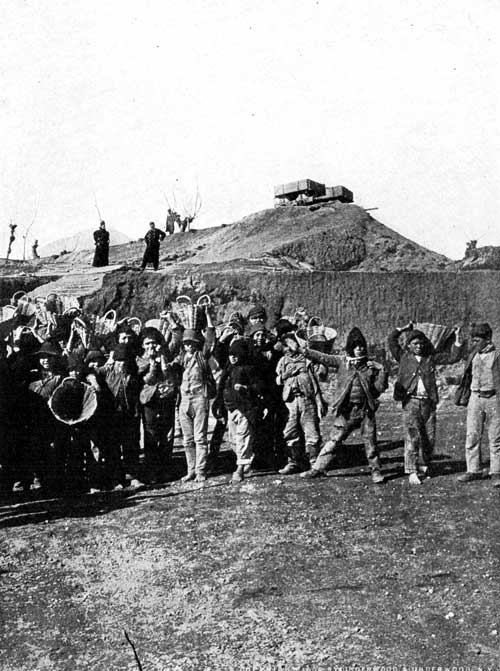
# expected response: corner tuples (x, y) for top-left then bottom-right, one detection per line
(26, 202), (450, 275)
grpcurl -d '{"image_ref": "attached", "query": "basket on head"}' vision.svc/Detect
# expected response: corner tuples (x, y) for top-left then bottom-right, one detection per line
(95, 310), (117, 335)
(116, 316), (142, 336)
(175, 295), (207, 330)
(72, 317), (91, 349)
(414, 322), (454, 352)
(45, 293), (64, 315)
(49, 378), (98, 426)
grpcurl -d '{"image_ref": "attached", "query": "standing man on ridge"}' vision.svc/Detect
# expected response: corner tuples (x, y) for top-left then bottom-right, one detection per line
(141, 221), (166, 271)
(92, 221), (110, 267)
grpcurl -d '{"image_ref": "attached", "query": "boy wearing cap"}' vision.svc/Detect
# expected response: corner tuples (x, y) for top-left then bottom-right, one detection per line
(456, 323), (500, 486)
(97, 343), (143, 488)
(175, 326), (216, 483)
(389, 322), (462, 485)
(276, 332), (325, 474)
(27, 341), (65, 492)
(300, 327), (388, 483)
(138, 329), (179, 484)
(214, 339), (265, 482)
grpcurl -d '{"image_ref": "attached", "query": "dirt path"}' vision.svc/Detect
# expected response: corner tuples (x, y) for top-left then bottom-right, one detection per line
(1, 400), (499, 670)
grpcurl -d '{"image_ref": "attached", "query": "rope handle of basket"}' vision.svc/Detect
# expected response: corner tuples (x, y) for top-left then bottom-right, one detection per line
(11, 291), (27, 303)
(307, 317), (324, 336)
(127, 317), (143, 331)
(176, 295), (193, 306)
(63, 306), (82, 317)
(102, 309), (117, 323)
(196, 294), (212, 308)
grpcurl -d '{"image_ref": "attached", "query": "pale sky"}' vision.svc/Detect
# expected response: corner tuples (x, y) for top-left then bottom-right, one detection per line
(1, 0), (498, 260)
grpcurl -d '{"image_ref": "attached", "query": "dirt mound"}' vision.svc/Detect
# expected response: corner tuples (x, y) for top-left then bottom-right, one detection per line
(17, 202), (449, 276)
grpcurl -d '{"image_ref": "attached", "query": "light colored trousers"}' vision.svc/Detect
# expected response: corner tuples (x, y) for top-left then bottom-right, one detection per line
(228, 409), (254, 466)
(283, 395), (321, 465)
(179, 394), (209, 476)
(465, 393), (500, 475)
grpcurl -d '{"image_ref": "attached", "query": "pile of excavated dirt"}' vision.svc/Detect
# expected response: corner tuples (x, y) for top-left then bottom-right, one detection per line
(9, 202), (450, 277)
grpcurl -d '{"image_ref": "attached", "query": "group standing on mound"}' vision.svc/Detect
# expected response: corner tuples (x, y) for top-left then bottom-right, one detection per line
(2, 291), (499, 497)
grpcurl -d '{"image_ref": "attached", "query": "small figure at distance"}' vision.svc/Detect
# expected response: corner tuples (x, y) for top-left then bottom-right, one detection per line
(92, 221), (110, 267)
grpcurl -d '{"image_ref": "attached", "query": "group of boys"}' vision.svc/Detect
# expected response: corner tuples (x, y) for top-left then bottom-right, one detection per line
(0, 300), (499, 496)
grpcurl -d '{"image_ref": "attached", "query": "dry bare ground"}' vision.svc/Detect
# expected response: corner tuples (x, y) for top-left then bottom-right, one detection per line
(1, 396), (500, 670)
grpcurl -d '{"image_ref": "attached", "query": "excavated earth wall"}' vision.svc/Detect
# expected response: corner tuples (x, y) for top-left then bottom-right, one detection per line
(83, 268), (499, 348)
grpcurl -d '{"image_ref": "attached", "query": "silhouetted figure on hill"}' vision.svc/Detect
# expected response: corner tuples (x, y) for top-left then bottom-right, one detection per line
(141, 222), (166, 271)
(92, 221), (110, 267)
(31, 239), (39, 259)
(166, 208), (181, 235)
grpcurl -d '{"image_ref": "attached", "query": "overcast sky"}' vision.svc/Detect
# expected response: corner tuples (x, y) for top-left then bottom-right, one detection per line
(1, 0), (498, 259)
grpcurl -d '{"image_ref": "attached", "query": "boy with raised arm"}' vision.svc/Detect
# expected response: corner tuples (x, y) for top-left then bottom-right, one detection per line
(300, 327), (388, 484)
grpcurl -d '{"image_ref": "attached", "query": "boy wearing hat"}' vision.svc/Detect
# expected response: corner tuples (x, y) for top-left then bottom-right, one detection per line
(275, 332), (325, 474)
(214, 339), (265, 482)
(389, 322), (462, 484)
(175, 327), (216, 483)
(138, 329), (179, 484)
(300, 327), (388, 484)
(248, 322), (284, 469)
(26, 341), (66, 492)
(456, 323), (500, 485)
(97, 343), (143, 488)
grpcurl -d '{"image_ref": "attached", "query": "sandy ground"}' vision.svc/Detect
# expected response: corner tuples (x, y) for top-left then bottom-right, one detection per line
(1, 397), (500, 670)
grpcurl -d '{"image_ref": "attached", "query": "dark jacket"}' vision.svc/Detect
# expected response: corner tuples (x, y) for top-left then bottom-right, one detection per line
(217, 361), (265, 421)
(98, 364), (142, 417)
(388, 329), (462, 405)
(144, 228), (166, 249)
(138, 357), (179, 406)
(305, 348), (388, 415)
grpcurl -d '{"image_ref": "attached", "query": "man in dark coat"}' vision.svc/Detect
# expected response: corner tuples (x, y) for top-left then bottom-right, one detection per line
(300, 327), (388, 484)
(141, 222), (166, 271)
(92, 221), (110, 267)
(388, 322), (462, 484)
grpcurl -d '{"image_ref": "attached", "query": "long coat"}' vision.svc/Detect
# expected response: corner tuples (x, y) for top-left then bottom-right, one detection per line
(92, 229), (110, 267)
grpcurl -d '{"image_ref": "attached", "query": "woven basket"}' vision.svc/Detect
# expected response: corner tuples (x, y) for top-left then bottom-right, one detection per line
(116, 316), (143, 335)
(175, 295), (207, 330)
(89, 309), (117, 336)
(414, 322), (454, 351)
(49, 378), (98, 426)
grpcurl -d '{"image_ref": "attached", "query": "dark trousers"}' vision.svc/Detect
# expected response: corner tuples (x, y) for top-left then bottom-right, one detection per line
(141, 247), (160, 270)
(314, 404), (381, 473)
(113, 413), (141, 480)
(142, 397), (176, 481)
(402, 397), (435, 474)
